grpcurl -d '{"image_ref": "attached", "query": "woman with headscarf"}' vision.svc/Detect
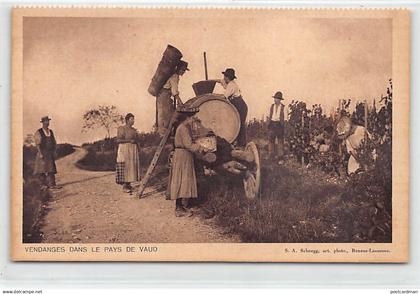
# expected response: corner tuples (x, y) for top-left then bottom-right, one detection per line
(116, 113), (140, 193)
(169, 107), (208, 217)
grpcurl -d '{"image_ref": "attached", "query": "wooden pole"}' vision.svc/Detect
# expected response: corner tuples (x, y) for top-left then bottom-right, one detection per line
(364, 99), (369, 142)
(204, 52), (208, 80)
(338, 99), (342, 158)
(301, 109), (305, 167)
(155, 98), (158, 132)
(364, 99), (368, 130)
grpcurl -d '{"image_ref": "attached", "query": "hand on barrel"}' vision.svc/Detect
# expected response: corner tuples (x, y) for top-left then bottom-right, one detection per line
(199, 146), (211, 153)
(199, 146), (216, 163)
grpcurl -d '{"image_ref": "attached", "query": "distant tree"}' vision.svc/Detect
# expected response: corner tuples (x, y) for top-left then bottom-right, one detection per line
(82, 105), (124, 139)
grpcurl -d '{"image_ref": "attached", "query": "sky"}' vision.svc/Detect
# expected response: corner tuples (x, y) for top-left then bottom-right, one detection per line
(22, 15), (392, 145)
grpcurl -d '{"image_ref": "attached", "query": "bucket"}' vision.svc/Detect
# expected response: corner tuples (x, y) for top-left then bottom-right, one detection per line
(192, 80), (217, 96)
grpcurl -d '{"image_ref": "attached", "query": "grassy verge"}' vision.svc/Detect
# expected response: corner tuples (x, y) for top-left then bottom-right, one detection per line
(197, 158), (391, 243)
(23, 144), (75, 243)
(23, 177), (50, 243)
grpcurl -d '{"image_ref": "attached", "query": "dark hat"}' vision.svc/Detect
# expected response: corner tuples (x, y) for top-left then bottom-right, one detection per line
(222, 68), (237, 80)
(177, 60), (190, 71)
(178, 107), (199, 114)
(273, 91), (284, 100)
(40, 116), (51, 123)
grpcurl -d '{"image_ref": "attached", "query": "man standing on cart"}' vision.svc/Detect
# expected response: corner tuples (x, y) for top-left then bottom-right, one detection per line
(156, 60), (189, 136)
(217, 68), (248, 147)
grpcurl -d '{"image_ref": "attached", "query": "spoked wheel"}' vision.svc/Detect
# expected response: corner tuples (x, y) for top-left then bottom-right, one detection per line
(243, 141), (261, 199)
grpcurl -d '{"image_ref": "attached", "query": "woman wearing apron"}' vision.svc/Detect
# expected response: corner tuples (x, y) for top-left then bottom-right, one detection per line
(169, 107), (208, 217)
(116, 113), (141, 193)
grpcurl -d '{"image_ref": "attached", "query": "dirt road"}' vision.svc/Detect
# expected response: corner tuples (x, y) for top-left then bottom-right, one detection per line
(41, 148), (238, 243)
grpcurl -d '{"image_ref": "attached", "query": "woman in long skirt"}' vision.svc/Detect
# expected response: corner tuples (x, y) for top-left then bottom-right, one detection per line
(170, 107), (207, 217)
(116, 113), (140, 193)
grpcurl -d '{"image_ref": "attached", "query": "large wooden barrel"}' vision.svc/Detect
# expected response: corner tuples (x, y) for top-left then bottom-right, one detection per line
(148, 45), (183, 97)
(184, 94), (240, 144)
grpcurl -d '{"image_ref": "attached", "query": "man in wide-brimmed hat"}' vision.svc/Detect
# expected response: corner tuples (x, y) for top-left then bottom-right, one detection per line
(268, 91), (286, 163)
(217, 68), (248, 147)
(156, 60), (189, 136)
(33, 116), (61, 190)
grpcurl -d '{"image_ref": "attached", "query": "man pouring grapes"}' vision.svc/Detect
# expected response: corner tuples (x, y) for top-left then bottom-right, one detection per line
(216, 68), (248, 148)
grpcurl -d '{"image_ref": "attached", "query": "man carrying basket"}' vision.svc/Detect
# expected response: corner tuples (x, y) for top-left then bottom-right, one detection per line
(156, 60), (189, 136)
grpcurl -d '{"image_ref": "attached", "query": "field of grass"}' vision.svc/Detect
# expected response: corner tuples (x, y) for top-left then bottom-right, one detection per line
(197, 156), (391, 243)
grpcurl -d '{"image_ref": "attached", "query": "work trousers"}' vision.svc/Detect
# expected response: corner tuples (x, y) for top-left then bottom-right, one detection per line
(156, 89), (175, 136)
(268, 121), (285, 159)
(229, 96), (248, 147)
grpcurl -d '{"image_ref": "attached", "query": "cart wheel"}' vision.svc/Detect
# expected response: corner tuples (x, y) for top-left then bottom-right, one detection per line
(243, 141), (261, 199)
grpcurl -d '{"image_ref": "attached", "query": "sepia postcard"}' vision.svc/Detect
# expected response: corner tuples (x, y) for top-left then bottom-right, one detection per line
(11, 7), (410, 262)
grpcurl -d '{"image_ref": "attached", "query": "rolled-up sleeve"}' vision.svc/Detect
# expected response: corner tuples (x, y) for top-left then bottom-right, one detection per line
(169, 75), (180, 96)
(220, 79), (228, 89)
(224, 83), (235, 99)
(34, 130), (41, 145)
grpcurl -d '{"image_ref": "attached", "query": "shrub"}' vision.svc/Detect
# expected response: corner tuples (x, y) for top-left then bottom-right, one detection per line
(76, 144), (171, 172)
(23, 177), (49, 243)
(22, 143), (75, 242)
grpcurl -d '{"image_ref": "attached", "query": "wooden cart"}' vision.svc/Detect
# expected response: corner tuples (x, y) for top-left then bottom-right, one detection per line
(138, 80), (261, 199)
